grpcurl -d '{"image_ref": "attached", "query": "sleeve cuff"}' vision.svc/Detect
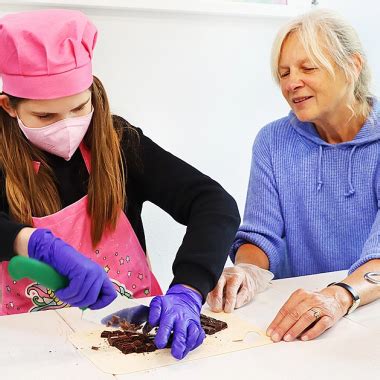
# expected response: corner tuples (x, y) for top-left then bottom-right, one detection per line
(171, 263), (215, 303)
(229, 233), (281, 275)
(0, 219), (28, 261)
(229, 238), (246, 263)
(349, 252), (380, 274)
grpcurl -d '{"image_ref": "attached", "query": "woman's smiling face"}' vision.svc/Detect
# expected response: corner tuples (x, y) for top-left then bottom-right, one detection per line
(278, 32), (351, 128)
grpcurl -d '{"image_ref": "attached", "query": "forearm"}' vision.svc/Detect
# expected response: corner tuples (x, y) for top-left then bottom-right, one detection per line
(235, 243), (270, 270)
(341, 259), (380, 306)
(134, 128), (241, 298)
(13, 227), (36, 257)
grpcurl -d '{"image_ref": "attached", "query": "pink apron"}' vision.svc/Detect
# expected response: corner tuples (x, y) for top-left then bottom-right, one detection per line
(0, 144), (162, 315)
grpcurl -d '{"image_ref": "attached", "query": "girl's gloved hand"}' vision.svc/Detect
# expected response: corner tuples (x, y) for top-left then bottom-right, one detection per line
(148, 284), (205, 360)
(28, 228), (117, 309)
(206, 263), (274, 313)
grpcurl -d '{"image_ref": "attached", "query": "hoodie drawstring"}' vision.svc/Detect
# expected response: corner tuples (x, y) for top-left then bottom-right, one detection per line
(317, 145), (357, 197)
(344, 145), (357, 197)
(317, 145), (323, 191)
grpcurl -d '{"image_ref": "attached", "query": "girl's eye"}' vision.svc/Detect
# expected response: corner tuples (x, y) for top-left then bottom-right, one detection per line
(304, 67), (316, 72)
(36, 114), (52, 120)
(279, 72), (289, 78)
(35, 104), (85, 120)
(74, 105), (85, 112)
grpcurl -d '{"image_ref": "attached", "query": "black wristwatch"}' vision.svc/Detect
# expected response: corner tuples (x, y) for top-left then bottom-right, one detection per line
(327, 282), (360, 315)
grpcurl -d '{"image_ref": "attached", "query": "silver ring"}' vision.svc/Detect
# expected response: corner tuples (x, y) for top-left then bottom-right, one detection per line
(310, 308), (321, 320)
(364, 272), (380, 285)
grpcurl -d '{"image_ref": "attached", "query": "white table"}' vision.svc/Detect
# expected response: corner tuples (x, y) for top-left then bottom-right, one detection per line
(1, 270), (379, 380)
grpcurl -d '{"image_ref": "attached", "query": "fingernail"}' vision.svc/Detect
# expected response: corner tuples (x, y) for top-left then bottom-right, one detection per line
(266, 328), (273, 336)
(283, 334), (292, 341)
(301, 335), (309, 341)
(271, 333), (280, 342)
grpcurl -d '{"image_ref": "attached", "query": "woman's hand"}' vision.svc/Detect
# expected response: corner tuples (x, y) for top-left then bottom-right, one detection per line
(267, 286), (353, 342)
(207, 263), (273, 313)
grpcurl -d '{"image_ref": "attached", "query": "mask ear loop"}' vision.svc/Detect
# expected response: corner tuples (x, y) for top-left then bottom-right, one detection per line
(15, 110), (26, 127)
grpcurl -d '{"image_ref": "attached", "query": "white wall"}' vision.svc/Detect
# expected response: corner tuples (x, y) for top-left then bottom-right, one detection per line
(0, 1), (379, 290)
(89, 8), (290, 290)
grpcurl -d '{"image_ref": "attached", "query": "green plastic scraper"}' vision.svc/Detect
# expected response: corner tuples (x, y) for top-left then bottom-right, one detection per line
(8, 256), (86, 314)
(8, 256), (69, 290)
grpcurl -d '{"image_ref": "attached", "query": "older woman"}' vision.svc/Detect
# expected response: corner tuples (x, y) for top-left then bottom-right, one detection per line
(207, 9), (380, 342)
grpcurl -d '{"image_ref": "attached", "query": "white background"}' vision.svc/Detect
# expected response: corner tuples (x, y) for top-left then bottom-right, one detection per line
(0, 0), (379, 290)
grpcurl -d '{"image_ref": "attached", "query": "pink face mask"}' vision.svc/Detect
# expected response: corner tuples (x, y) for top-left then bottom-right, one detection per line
(17, 110), (93, 161)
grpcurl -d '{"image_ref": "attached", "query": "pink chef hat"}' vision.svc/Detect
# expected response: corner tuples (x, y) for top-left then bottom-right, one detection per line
(0, 9), (97, 99)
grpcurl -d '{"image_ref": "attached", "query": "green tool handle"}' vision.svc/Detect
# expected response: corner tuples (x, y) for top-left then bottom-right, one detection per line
(8, 256), (69, 291)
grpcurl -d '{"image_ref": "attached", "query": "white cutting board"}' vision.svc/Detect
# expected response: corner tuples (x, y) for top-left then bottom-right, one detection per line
(69, 298), (272, 375)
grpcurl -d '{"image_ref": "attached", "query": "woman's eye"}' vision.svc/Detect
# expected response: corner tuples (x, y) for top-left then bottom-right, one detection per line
(279, 72), (289, 78)
(304, 67), (316, 72)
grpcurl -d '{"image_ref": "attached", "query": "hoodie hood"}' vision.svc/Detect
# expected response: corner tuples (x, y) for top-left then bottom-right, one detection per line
(289, 97), (380, 148)
(289, 97), (380, 196)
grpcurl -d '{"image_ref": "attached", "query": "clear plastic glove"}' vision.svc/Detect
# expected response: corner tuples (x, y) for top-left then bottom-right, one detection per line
(28, 228), (117, 309)
(207, 263), (274, 313)
(148, 284), (205, 360)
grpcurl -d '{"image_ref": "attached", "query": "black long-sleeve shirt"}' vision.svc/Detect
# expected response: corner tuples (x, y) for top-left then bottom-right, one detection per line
(0, 116), (240, 299)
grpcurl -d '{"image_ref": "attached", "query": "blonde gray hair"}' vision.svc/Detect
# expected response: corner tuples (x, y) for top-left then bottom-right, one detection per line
(271, 9), (372, 118)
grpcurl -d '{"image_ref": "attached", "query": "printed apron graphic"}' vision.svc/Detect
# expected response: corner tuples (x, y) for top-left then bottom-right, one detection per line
(0, 144), (162, 315)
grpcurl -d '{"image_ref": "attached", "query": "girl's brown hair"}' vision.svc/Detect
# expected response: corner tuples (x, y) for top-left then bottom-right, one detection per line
(0, 75), (125, 246)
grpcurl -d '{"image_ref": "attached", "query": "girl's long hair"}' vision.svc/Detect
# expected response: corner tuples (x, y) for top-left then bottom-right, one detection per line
(0, 76), (125, 247)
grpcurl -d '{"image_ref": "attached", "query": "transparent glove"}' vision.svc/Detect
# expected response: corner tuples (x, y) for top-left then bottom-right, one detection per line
(206, 263), (274, 313)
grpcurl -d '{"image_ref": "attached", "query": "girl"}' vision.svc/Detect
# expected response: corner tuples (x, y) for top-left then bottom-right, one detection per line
(0, 9), (240, 360)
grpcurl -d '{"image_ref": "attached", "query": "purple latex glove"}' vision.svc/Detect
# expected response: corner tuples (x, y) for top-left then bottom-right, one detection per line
(28, 228), (117, 309)
(149, 284), (206, 360)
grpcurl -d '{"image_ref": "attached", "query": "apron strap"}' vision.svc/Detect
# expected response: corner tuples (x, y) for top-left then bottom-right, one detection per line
(32, 161), (41, 174)
(79, 142), (91, 173)
(31, 143), (90, 174)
